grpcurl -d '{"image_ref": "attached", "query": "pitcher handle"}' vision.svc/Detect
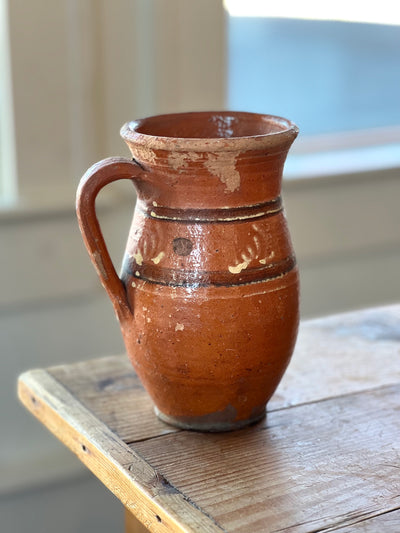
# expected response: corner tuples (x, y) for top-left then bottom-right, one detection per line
(76, 156), (144, 322)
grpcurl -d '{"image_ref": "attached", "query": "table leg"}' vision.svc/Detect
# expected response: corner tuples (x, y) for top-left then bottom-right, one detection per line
(125, 509), (149, 533)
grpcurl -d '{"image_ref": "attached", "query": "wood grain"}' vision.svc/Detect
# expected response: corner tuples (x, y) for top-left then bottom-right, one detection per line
(18, 305), (400, 532)
(18, 369), (224, 533)
(126, 508), (152, 533)
(132, 384), (400, 532)
(47, 355), (177, 443)
(275, 304), (400, 408)
(336, 508), (400, 532)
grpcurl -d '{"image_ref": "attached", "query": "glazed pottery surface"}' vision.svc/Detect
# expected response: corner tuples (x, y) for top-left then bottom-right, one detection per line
(76, 111), (299, 431)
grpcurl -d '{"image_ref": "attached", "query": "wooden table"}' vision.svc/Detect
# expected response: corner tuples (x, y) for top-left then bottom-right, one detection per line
(18, 305), (400, 532)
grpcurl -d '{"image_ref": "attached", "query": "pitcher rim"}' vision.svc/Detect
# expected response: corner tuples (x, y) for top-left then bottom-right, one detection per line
(121, 111), (299, 152)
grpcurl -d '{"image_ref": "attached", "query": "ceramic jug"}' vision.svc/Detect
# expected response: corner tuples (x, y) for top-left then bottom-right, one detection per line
(76, 111), (299, 431)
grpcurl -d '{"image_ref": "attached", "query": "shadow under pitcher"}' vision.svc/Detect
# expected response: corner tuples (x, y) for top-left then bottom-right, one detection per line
(76, 111), (299, 431)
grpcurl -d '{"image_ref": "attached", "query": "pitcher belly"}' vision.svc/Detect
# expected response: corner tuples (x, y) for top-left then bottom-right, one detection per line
(122, 267), (299, 431)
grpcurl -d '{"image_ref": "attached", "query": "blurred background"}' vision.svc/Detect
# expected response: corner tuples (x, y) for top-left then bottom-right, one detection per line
(1, 0), (399, 531)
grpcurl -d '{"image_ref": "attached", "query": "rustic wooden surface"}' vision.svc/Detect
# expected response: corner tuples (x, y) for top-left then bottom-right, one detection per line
(126, 508), (152, 533)
(18, 305), (400, 532)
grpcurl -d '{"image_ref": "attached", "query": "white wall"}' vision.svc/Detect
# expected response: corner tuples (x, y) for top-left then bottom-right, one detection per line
(284, 167), (400, 317)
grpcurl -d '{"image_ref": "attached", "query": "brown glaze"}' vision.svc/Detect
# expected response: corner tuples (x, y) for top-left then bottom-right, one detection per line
(76, 111), (299, 431)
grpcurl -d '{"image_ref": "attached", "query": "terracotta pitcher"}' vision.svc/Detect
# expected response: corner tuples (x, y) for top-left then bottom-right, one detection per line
(76, 111), (299, 431)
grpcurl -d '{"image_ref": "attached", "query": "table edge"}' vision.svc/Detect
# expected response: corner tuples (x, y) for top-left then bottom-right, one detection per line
(18, 369), (226, 533)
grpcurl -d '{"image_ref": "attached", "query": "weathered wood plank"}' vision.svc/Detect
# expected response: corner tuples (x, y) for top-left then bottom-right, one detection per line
(47, 305), (400, 444)
(48, 355), (177, 443)
(18, 369), (225, 533)
(18, 305), (400, 532)
(132, 384), (400, 533)
(275, 304), (400, 408)
(335, 508), (400, 532)
(126, 508), (151, 533)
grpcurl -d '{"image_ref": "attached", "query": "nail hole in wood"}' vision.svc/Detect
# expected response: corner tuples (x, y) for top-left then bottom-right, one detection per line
(156, 515), (162, 523)
(81, 444), (87, 452)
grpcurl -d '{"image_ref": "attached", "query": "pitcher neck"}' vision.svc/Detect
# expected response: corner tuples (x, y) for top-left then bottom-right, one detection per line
(120, 111), (298, 210)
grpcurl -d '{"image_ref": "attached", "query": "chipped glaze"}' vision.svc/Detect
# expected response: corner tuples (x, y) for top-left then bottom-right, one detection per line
(204, 152), (241, 193)
(76, 111), (299, 432)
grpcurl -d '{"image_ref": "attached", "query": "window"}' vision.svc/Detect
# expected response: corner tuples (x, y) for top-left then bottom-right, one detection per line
(0, 0), (17, 206)
(225, 0), (400, 133)
(224, 0), (400, 177)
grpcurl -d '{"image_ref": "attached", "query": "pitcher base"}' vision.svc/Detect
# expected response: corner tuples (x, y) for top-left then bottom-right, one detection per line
(154, 406), (266, 432)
